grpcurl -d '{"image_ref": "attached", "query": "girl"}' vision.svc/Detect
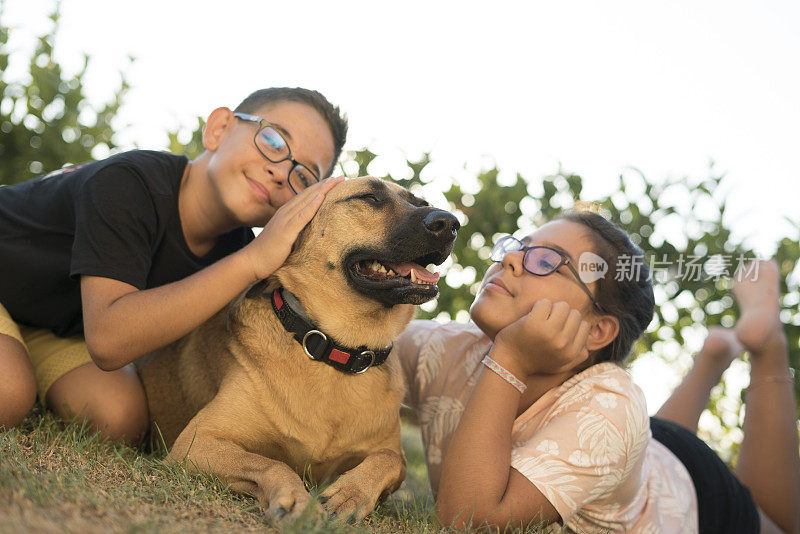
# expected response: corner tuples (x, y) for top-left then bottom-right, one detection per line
(395, 210), (799, 533)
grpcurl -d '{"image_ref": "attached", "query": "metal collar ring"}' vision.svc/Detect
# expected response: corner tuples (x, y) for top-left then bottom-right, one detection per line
(302, 330), (327, 360)
(356, 350), (376, 374)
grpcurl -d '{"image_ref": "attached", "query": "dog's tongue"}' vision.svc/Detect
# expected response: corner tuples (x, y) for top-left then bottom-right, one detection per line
(384, 261), (440, 284)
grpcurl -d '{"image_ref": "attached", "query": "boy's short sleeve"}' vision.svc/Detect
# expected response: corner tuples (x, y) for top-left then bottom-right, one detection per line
(510, 383), (649, 526)
(70, 166), (158, 289)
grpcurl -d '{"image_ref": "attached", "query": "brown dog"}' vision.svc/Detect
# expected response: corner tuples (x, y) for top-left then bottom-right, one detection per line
(136, 177), (458, 521)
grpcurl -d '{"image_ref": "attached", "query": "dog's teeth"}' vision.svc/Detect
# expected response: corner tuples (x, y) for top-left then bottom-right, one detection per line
(388, 269), (396, 276)
(410, 271), (417, 283)
(378, 265), (387, 273)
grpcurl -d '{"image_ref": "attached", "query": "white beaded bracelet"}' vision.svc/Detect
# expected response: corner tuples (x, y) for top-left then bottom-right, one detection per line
(481, 355), (527, 394)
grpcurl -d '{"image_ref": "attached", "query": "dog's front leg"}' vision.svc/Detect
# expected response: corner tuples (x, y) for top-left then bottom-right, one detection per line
(320, 444), (407, 522)
(168, 400), (317, 520)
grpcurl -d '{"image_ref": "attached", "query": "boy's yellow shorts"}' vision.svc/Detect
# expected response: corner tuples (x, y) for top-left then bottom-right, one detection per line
(0, 302), (93, 404)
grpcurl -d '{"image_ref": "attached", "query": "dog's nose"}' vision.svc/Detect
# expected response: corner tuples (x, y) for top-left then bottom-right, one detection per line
(423, 210), (460, 239)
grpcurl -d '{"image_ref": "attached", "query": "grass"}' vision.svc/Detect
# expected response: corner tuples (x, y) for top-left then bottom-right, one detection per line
(0, 406), (547, 533)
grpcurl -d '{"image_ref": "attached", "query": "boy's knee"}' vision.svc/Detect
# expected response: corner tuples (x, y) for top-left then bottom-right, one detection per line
(0, 338), (37, 430)
(0, 382), (36, 430)
(85, 397), (149, 443)
(47, 363), (149, 444)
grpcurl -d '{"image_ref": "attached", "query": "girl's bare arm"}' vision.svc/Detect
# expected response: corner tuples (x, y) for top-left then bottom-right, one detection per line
(435, 344), (560, 530)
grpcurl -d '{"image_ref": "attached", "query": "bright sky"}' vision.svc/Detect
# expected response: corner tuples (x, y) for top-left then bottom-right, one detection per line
(3, 1), (798, 432)
(4, 1), (799, 250)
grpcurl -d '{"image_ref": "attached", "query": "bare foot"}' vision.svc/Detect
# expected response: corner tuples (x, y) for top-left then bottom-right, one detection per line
(698, 326), (744, 375)
(732, 260), (785, 355)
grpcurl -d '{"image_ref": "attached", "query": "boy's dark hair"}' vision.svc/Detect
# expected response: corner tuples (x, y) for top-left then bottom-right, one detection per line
(556, 210), (655, 364)
(234, 87), (348, 177)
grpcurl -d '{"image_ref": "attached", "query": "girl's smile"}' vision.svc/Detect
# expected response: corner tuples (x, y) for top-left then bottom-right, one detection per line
(482, 276), (512, 296)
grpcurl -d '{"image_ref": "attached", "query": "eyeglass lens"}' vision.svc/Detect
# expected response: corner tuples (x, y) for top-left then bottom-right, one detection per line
(256, 127), (289, 159)
(255, 126), (317, 193)
(490, 237), (564, 275)
(523, 248), (564, 275)
(490, 236), (521, 260)
(288, 166), (317, 192)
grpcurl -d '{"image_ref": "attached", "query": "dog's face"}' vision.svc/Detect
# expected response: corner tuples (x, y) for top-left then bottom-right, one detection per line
(282, 177), (458, 304)
(336, 178), (459, 306)
(269, 178), (458, 345)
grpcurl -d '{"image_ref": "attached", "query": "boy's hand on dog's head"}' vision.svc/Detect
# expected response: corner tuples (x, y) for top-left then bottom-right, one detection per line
(239, 176), (345, 283)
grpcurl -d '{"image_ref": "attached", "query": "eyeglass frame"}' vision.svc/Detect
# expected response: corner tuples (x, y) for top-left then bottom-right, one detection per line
(490, 235), (605, 313)
(233, 112), (320, 195)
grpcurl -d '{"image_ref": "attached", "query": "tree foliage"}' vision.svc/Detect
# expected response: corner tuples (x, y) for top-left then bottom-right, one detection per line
(0, 3), (128, 186)
(167, 117), (204, 159)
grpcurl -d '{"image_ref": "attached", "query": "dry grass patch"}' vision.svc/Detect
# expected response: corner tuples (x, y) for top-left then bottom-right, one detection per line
(0, 406), (441, 533)
(2, 407), (549, 533)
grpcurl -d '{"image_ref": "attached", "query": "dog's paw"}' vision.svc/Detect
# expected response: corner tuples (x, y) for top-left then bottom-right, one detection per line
(319, 476), (379, 523)
(264, 483), (320, 521)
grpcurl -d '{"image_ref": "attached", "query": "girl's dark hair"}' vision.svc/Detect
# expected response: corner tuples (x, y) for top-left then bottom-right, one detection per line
(556, 210), (655, 364)
(234, 87), (348, 178)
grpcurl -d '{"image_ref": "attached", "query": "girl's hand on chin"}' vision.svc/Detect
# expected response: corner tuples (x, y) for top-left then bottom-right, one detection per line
(491, 299), (592, 380)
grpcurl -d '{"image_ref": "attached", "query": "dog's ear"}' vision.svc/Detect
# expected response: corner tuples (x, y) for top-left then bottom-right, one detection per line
(245, 279), (271, 299)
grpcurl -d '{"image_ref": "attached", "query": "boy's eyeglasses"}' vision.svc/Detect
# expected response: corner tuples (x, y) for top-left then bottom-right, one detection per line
(233, 112), (320, 195)
(490, 235), (604, 313)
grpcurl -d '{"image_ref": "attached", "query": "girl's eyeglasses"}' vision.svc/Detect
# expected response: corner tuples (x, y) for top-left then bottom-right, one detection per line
(490, 235), (605, 313)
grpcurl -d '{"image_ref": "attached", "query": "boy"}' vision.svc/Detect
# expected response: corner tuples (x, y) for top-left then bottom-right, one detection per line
(0, 87), (347, 443)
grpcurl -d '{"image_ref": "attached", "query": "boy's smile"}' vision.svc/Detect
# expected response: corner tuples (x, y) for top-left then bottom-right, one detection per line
(204, 100), (336, 228)
(245, 173), (272, 205)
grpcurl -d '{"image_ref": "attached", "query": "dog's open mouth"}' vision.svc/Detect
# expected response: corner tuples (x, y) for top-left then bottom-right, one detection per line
(355, 260), (440, 286)
(345, 249), (448, 306)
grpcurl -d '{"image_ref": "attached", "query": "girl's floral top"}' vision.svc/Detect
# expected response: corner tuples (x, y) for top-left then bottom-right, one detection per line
(394, 320), (698, 533)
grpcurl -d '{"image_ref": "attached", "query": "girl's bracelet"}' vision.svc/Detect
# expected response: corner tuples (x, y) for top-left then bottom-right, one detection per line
(481, 355), (527, 394)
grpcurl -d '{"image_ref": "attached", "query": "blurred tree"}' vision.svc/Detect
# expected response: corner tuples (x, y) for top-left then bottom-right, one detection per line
(167, 117), (205, 159)
(0, 1), (129, 186)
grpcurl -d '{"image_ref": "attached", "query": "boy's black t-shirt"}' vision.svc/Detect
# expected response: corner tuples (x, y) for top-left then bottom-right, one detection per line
(0, 149), (255, 337)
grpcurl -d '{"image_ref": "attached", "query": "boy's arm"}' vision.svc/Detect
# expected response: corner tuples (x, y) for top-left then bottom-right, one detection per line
(81, 177), (342, 371)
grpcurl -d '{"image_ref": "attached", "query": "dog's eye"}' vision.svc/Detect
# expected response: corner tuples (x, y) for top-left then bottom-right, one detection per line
(359, 193), (382, 205)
